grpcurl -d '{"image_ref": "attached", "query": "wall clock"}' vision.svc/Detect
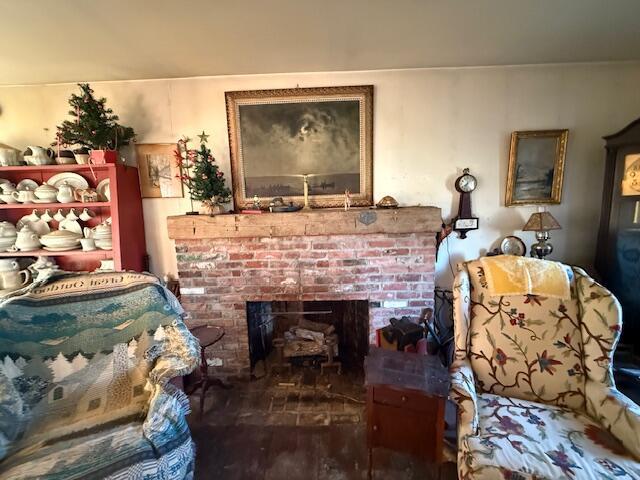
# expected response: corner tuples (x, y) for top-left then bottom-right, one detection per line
(453, 168), (479, 239)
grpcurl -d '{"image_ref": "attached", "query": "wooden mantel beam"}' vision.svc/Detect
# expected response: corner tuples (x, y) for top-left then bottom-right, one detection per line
(167, 206), (442, 240)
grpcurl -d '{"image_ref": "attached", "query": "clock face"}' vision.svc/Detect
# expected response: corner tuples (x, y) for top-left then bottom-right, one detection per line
(622, 154), (640, 196)
(458, 174), (477, 193)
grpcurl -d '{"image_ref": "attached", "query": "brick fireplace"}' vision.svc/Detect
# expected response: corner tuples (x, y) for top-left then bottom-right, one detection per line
(168, 207), (441, 378)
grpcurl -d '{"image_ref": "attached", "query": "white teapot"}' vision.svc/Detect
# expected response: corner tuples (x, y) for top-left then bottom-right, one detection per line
(12, 225), (41, 252)
(84, 222), (112, 240)
(0, 259), (31, 292)
(24, 146), (54, 166)
(56, 182), (75, 203)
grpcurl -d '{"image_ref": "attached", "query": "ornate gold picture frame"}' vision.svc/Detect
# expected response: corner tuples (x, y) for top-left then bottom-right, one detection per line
(505, 129), (569, 206)
(225, 85), (373, 209)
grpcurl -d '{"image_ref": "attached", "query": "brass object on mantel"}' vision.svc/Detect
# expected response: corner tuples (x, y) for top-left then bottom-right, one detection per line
(376, 195), (399, 209)
(167, 206), (441, 240)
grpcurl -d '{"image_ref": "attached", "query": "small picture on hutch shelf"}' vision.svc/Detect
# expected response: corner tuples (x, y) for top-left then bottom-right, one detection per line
(135, 143), (183, 198)
(225, 85), (373, 209)
(505, 129), (569, 206)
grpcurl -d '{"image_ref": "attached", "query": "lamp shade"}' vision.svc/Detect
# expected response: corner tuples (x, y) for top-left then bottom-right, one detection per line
(523, 211), (561, 231)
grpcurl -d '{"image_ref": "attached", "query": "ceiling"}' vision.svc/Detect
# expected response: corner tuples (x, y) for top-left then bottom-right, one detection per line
(2, 0), (640, 85)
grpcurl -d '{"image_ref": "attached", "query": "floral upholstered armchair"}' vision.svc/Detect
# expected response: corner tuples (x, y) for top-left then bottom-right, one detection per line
(451, 259), (640, 479)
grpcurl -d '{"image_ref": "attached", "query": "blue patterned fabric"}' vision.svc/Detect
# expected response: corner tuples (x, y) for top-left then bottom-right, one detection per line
(0, 272), (200, 479)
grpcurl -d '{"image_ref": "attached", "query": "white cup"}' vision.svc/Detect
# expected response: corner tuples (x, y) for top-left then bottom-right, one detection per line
(66, 208), (79, 221)
(40, 209), (54, 223)
(79, 208), (95, 222)
(26, 209), (40, 222)
(53, 209), (66, 222)
(80, 238), (96, 251)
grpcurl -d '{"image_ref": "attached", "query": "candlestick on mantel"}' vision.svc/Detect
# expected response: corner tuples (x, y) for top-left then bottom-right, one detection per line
(302, 174), (310, 210)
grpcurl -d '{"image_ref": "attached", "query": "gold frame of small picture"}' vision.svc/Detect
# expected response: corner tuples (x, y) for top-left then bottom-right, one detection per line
(505, 129), (569, 206)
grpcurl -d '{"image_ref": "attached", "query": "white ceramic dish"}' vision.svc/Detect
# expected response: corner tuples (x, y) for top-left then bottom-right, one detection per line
(16, 179), (39, 191)
(95, 240), (112, 250)
(33, 198), (57, 204)
(40, 237), (81, 249)
(96, 179), (110, 202)
(43, 245), (81, 252)
(41, 239), (80, 249)
(0, 194), (18, 204)
(0, 237), (15, 251)
(16, 217), (50, 236)
(46, 172), (89, 190)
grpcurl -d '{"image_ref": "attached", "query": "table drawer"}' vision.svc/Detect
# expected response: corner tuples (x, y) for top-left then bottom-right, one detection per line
(373, 386), (433, 413)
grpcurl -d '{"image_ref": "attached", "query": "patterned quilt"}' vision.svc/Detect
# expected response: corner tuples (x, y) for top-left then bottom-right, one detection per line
(0, 272), (200, 479)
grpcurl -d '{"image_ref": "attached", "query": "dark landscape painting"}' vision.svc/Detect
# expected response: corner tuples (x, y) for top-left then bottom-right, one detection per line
(506, 130), (568, 205)
(239, 100), (361, 197)
(226, 86), (373, 208)
(513, 136), (557, 200)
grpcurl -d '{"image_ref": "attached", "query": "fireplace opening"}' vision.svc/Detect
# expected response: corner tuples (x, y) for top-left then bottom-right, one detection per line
(246, 300), (369, 375)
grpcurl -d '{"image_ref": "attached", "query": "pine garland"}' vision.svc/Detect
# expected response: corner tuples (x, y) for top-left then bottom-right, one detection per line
(55, 83), (135, 150)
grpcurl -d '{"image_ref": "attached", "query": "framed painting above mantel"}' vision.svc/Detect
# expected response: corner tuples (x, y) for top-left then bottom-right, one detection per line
(225, 85), (373, 209)
(505, 129), (569, 206)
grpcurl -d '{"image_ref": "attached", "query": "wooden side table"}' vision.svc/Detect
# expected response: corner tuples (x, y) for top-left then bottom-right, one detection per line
(365, 346), (450, 478)
(186, 325), (231, 417)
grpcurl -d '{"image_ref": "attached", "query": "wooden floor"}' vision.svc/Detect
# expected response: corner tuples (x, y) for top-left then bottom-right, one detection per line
(188, 367), (457, 480)
(191, 424), (457, 480)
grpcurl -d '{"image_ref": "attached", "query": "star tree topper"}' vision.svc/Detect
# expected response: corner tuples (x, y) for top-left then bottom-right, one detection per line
(197, 130), (209, 143)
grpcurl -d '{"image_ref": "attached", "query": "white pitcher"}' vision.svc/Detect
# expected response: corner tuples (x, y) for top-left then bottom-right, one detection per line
(0, 259), (31, 291)
(56, 182), (75, 203)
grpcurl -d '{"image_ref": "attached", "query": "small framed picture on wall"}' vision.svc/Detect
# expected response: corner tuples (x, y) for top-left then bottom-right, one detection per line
(135, 143), (183, 198)
(505, 129), (569, 206)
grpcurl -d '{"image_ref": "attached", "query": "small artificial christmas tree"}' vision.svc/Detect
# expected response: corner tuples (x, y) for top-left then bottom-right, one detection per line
(55, 83), (135, 151)
(175, 132), (231, 215)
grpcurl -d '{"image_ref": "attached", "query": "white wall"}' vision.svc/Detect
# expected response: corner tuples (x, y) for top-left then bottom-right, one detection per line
(1, 63), (639, 286)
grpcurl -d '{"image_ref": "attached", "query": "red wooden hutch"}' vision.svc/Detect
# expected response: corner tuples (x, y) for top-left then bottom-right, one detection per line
(0, 163), (146, 272)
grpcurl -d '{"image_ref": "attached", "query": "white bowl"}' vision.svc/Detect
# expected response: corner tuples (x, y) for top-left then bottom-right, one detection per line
(95, 239), (112, 250)
(55, 156), (77, 165)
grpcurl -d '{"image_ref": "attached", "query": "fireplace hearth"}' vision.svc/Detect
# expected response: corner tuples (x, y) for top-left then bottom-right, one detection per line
(168, 207), (441, 378)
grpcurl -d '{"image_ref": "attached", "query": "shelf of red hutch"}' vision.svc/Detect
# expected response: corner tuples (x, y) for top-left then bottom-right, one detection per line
(0, 201), (110, 210)
(0, 249), (112, 257)
(0, 164), (113, 173)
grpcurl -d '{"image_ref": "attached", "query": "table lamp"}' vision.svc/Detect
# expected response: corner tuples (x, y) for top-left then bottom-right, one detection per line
(522, 211), (561, 259)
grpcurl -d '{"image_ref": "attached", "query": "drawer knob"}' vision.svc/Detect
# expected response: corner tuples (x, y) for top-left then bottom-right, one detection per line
(373, 425), (378, 431)
(401, 395), (407, 402)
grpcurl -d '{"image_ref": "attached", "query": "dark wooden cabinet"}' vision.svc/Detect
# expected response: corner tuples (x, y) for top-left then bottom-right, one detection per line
(367, 385), (445, 462)
(364, 347), (449, 477)
(596, 118), (640, 353)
